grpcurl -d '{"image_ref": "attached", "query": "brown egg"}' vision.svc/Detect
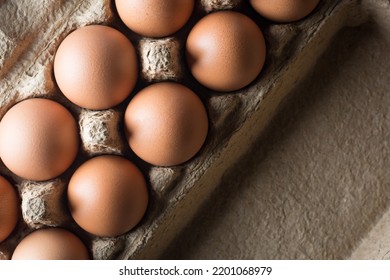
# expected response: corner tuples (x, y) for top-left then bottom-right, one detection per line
(0, 98), (79, 181)
(67, 155), (148, 237)
(115, 0), (194, 38)
(250, 0), (320, 22)
(54, 25), (138, 110)
(0, 176), (18, 243)
(12, 228), (89, 260)
(186, 11), (266, 92)
(124, 82), (208, 166)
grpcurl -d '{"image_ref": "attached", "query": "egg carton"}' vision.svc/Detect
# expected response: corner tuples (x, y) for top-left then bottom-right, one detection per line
(0, 0), (366, 259)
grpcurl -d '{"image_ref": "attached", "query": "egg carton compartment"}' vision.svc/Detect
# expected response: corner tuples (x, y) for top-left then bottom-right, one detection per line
(201, 0), (241, 12)
(139, 38), (182, 82)
(0, 0), (368, 259)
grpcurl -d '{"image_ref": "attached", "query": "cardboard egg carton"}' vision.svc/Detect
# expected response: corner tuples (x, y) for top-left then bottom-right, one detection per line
(0, 0), (370, 259)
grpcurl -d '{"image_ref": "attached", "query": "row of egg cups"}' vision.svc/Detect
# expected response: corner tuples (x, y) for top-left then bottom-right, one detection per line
(53, 0), (322, 115)
(113, 0), (321, 39)
(109, 0), (322, 95)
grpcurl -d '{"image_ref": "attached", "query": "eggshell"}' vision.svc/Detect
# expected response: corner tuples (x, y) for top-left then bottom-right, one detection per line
(67, 155), (148, 237)
(186, 11), (266, 92)
(124, 82), (208, 166)
(12, 228), (89, 260)
(0, 176), (19, 243)
(250, 0), (321, 22)
(54, 25), (138, 110)
(115, 0), (195, 38)
(0, 98), (79, 181)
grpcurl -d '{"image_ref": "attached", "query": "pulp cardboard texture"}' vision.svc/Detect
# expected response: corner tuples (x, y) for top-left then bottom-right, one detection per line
(164, 0), (390, 259)
(0, 0), (386, 259)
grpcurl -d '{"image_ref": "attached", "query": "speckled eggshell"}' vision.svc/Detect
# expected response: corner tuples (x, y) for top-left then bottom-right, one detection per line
(0, 98), (79, 181)
(124, 82), (209, 166)
(186, 11), (266, 92)
(115, 0), (195, 38)
(12, 228), (90, 260)
(54, 25), (138, 110)
(67, 155), (149, 237)
(249, 0), (321, 22)
(0, 176), (19, 243)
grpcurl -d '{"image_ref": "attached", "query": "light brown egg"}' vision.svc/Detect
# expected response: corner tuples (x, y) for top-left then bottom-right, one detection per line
(0, 98), (79, 181)
(54, 25), (138, 110)
(67, 155), (148, 237)
(0, 176), (19, 243)
(12, 228), (89, 260)
(186, 11), (266, 92)
(250, 0), (321, 22)
(124, 82), (208, 166)
(115, 0), (194, 38)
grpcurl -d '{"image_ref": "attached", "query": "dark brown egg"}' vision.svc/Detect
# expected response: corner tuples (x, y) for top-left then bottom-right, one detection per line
(124, 82), (208, 166)
(0, 176), (18, 243)
(250, 0), (321, 22)
(67, 155), (148, 237)
(12, 228), (90, 260)
(54, 25), (138, 110)
(186, 11), (266, 92)
(0, 98), (79, 181)
(115, 0), (195, 38)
